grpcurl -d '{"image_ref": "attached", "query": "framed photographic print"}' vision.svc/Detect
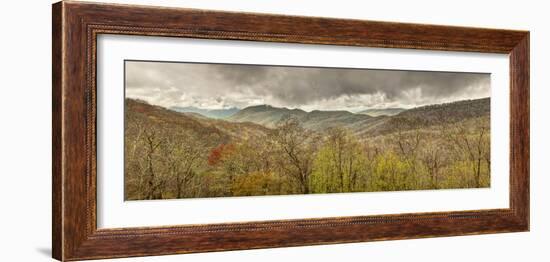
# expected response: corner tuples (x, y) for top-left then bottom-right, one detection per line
(52, 1), (529, 261)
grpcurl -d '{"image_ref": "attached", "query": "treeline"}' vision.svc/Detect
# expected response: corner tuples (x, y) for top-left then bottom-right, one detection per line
(125, 111), (490, 200)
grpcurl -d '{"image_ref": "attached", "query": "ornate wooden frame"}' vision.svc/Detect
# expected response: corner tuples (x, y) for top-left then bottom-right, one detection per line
(52, 1), (529, 261)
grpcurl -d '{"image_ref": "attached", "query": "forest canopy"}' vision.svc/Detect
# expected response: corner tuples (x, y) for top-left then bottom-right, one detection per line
(124, 98), (490, 200)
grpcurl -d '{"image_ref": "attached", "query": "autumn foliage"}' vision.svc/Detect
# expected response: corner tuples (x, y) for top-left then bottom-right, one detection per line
(207, 144), (235, 166)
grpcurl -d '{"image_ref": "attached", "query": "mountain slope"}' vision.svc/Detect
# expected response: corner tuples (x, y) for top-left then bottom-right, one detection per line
(127, 99), (268, 143)
(357, 97), (490, 136)
(358, 108), (405, 117)
(300, 110), (376, 131)
(227, 105), (308, 128)
(398, 97), (490, 122)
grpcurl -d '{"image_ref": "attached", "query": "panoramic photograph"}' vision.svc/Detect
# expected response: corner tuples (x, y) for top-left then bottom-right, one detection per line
(124, 60), (491, 200)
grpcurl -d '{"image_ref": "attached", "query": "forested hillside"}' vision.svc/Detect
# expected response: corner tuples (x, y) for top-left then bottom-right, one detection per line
(125, 98), (490, 200)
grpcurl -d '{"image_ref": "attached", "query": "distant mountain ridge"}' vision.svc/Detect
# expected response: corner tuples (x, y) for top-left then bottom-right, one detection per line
(170, 106), (239, 119)
(227, 105), (379, 132)
(227, 105), (307, 127)
(226, 97), (490, 136)
(358, 108), (405, 117)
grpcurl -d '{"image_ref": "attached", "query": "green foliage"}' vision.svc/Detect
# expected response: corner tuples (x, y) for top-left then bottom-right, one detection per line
(232, 171), (287, 196)
(368, 151), (416, 191)
(310, 127), (368, 193)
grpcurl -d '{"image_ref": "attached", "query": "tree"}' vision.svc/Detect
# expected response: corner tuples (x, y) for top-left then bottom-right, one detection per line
(389, 116), (423, 167)
(442, 117), (490, 187)
(420, 140), (446, 189)
(232, 171), (284, 196)
(124, 113), (147, 199)
(312, 127), (366, 193)
(368, 151), (414, 191)
(142, 126), (164, 199)
(270, 116), (320, 194)
(160, 128), (205, 198)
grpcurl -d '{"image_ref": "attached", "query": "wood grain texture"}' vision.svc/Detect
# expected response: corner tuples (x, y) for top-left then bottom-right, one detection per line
(509, 35), (530, 227)
(52, 2), (63, 260)
(52, 1), (530, 261)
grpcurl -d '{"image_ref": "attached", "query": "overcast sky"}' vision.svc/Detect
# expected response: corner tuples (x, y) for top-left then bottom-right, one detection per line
(125, 60), (490, 112)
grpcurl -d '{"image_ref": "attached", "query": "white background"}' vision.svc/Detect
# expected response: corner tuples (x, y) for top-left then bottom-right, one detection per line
(0, 0), (546, 261)
(98, 35), (509, 228)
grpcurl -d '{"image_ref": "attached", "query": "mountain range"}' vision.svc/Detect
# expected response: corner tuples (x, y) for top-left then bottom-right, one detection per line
(128, 97), (489, 141)
(227, 105), (378, 132)
(170, 104), (408, 120)
(226, 97), (489, 134)
(170, 106), (239, 119)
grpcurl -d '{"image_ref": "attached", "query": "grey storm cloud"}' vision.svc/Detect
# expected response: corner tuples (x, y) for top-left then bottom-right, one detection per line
(125, 60), (490, 111)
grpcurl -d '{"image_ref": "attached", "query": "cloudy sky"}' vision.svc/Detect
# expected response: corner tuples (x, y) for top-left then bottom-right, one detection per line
(125, 60), (490, 112)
